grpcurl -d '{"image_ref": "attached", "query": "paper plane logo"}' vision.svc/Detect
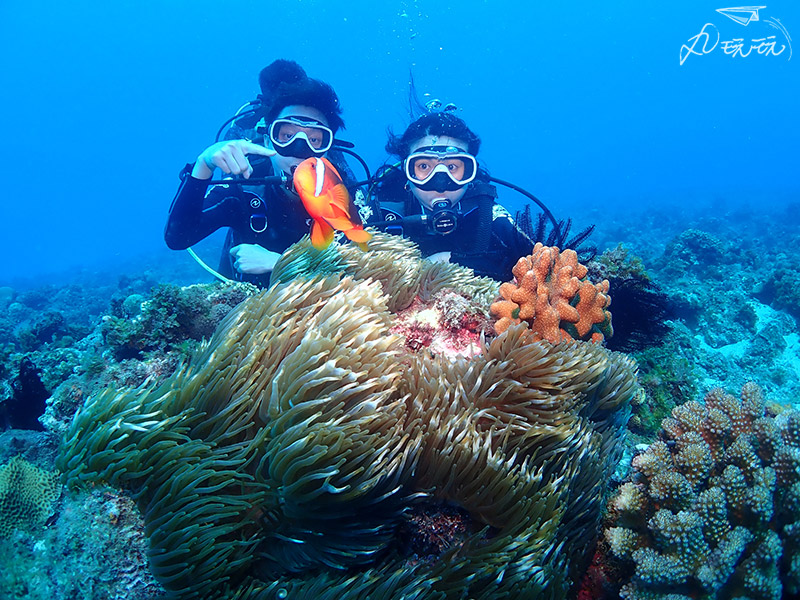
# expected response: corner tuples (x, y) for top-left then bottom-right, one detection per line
(715, 6), (766, 26)
(680, 5), (791, 64)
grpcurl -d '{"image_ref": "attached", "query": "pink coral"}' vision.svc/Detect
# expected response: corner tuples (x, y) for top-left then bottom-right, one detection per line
(390, 289), (492, 358)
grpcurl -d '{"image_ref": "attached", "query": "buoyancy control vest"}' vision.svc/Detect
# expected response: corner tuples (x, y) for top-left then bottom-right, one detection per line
(377, 181), (498, 257)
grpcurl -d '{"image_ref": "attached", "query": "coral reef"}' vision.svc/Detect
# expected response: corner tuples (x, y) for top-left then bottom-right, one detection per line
(389, 288), (492, 357)
(660, 228), (728, 281)
(586, 200), (800, 408)
(602, 383), (800, 599)
(101, 281), (257, 361)
(589, 244), (674, 353)
(3, 194), (798, 598)
(57, 233), (638, 599)
(0, 486), (165, 600)
(0, 455), (61, 538)
(0, 277), (250, 435)
(490, 242), (613, 343)
(629, 330), (699, 437)
(756, 257), (800, 322)
(8, 281), (258, 438)
(1, 283), (124, 355)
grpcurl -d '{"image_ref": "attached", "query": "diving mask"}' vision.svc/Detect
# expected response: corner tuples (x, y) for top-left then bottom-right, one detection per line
(405, 145), (477, 191)
(262, 116), (334, 159)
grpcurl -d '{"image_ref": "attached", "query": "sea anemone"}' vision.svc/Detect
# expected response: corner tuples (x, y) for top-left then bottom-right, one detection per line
(58, 233), (638, 599)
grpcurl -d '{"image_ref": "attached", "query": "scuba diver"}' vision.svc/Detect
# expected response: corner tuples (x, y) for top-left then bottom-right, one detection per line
(370, 97), (595, 282)
(370, 109), (535, 281)
(164, 59), (377, 287)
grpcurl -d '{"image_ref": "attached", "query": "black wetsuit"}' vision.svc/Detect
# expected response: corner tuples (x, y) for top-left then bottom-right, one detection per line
(165, 154), (377, 287)
(378, 182), (534, 281)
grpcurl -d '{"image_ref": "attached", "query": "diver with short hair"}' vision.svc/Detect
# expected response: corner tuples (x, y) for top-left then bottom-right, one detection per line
(164, 59), (375, 286)
(371, 110), (537, 281)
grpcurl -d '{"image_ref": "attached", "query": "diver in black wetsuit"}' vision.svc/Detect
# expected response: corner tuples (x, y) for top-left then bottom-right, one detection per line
(165, 59), (376, 287)
(371, 111), (535, 281)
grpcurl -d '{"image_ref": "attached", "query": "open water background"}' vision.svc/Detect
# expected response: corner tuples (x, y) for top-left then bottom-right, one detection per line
(1, 0), (797, 287)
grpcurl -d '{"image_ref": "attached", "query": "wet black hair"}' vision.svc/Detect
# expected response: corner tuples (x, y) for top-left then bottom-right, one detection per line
(385, 112), (481, 158)
(258, 59), (345, 133)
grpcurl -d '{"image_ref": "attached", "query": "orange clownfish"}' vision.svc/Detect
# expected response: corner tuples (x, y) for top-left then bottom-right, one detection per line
(292, 157), (372, 250)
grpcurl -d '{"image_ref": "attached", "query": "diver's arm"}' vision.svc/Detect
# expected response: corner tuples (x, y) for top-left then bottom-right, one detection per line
(194, 140), (275, 180)
(165, 142), (277, 250)
(164, 175), (233, 250)
(229, 244), (281, 274)
(491, 213), (535, 276)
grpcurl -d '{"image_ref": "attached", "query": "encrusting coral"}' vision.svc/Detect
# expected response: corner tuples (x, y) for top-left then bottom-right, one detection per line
(602, 383), (800, 600)
(490, 242), (613, 343)
(57, 232), (638, 599)
(0, 455), (61, 538)
(389, 288), (493, 357)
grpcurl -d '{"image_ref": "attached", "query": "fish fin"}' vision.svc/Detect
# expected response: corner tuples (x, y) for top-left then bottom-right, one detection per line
(329, 202), (351, 219)
(344, 226), (372, 244)
(310, 219), (335, 249)
(330, 184), (352, 212)
(324, 216), (359, 231)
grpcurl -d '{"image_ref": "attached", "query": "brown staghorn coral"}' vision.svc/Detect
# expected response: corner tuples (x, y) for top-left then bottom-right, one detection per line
(602, 382), (800, 600)
(490, 242), (613, 344)
(58, 232), (638, 599)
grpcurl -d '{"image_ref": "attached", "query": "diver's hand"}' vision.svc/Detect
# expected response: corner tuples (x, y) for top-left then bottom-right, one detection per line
(427, 252), (452, 264)
(192, 140), (275, 180)
(229, 244), (280, 275)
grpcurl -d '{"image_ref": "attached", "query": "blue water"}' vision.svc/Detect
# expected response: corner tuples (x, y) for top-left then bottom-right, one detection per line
(1, 0), (797, 286)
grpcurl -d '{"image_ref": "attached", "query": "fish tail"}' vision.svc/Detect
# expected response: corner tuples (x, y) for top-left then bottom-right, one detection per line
(310, 219), (335, 249)
(344, 226), (372, 244)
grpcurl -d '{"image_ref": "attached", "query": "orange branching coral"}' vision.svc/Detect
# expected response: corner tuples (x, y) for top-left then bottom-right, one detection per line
(490, 243), (613, 343)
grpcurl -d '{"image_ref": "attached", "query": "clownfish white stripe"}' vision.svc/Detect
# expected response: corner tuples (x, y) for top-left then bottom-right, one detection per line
(314, 157), (324, 197)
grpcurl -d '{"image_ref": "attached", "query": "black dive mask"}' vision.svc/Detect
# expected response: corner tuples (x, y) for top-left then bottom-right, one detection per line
(406, 146), (477, 192)
(413, 171), (465, 192)
(273, 137), (318, 159)
(256, 116), (333, 159)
